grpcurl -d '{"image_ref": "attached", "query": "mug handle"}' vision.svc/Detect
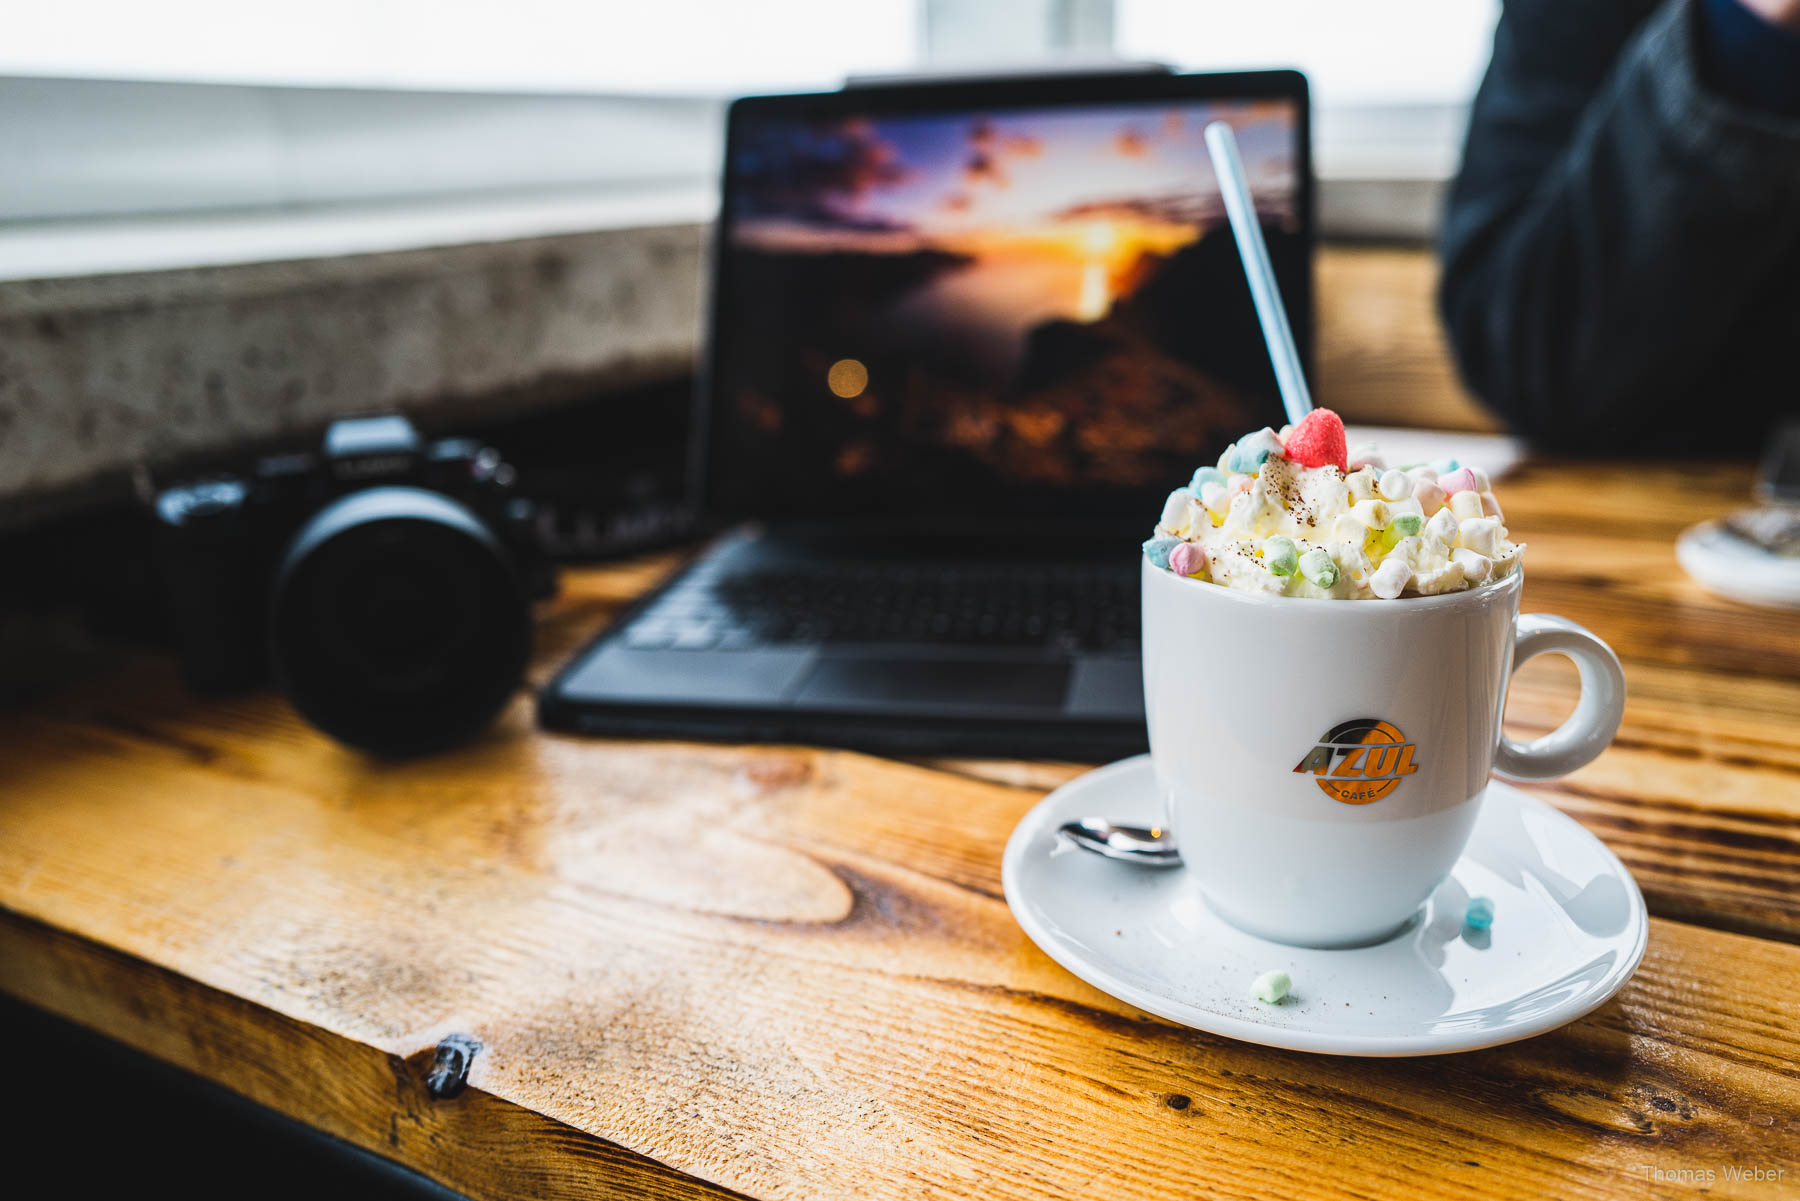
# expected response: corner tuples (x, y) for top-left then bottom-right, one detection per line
(1493, 614), (1626, 781)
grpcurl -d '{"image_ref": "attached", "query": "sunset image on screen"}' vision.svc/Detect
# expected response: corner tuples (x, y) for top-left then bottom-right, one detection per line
(717, 98), (1301, 512)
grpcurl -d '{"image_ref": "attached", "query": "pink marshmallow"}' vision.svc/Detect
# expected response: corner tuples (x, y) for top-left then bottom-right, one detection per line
(1479, 490), (1504, 519)
(1169, 541), (1207, 577)
(1412, 479), (1446, 515)
(1438, 467), (1479, 495)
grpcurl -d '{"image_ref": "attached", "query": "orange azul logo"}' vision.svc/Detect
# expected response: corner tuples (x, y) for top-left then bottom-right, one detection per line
(1293, 718), (1420, 804)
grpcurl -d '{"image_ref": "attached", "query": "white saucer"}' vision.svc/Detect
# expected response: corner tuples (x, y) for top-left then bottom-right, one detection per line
(1003, 756), (1648, 1057)
(1677, 519), (1800, 609)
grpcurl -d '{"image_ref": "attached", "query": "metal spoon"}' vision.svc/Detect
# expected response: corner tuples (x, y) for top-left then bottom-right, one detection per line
(1058, 818), (1182, 868)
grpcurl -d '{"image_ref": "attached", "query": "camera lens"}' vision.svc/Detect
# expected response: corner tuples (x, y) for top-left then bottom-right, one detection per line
(268, 486), (531, 755)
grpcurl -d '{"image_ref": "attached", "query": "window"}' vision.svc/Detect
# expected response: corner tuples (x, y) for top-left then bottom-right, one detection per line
(1, 0), (1498, 257)
(1116, 1), (1499, 107)
(5, 1), (922, 93)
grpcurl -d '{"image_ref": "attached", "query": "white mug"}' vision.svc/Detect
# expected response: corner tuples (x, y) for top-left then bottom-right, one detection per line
(1141, 560), (1625, 948)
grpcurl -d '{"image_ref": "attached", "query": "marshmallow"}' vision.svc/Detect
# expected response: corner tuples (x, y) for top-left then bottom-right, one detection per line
(1190, 466), (1227, 492)
(1298, 547), (1340, 588)
(1347, 441), (1386, 472)
(1438, 466), (1479, 495)
(1425, 508), (1460, 545)
(1153, 429), (1518, 601)
(1226, 428), (1284, 473)
(1464, 897), (1495, 930)
(1243, 427), (1285, 456)
(1458, 517), (1504, 556)
(1451, 547), (1493, 582)
(1282, 409), (1348, 471)
(1331, 512), (1367, 543)
(1200, 481), (1229, 517)
(1411, 479), (1447, 516)
(1142, 536), (1179, 569)
(1262, 535), (1300, 577)
(1413, 559), (1468, 594)
(1388, 535), (1424, 565)
(1160, 488), (1197, 534)
(1350, 499), (1393, 530)
(1370, 558), (1412, 600)
(1448, 490), (1485, 522)
(1169, 540), (1207, 578)
(1251, 969), (1291, 1004)
(1378, 469), (1413, 501)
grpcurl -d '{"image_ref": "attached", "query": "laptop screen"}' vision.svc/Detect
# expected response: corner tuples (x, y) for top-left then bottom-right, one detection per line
(704, 72), (1310, 526)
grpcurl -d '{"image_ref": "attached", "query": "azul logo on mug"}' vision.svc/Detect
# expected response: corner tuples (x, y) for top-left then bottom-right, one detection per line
(1293, 718), (1421, 805)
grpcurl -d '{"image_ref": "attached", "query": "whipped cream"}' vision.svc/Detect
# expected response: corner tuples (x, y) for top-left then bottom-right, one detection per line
(1145, 417), (1523, 600)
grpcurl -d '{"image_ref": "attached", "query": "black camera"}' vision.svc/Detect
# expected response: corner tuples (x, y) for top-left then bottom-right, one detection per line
(154, 415), (554, 755)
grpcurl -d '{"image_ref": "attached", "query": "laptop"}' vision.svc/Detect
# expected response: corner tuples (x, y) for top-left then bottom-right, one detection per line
(541, 68), (1312, 759)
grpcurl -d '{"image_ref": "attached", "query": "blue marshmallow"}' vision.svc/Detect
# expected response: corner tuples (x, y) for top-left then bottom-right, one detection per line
(1190, 465), (1228, 491)
(1142, 535), (1179, 570)
(1226, 446), (1264, 475)
(1464, 896), (1495, 930)
(1226, 428), (1285, 475)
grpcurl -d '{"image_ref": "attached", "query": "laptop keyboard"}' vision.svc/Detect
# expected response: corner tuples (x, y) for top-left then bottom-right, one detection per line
(617, 561), (1141, 654)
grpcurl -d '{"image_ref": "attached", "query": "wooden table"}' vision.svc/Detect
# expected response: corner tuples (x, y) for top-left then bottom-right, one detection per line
(5, 255), (1799, 1200)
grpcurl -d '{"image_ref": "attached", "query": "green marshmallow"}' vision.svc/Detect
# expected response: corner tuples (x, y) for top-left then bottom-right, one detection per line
(1298, 547), (1339, 588)
(1262, 535), (1299, 576)
(1251, 969), (1291, 1004)
(1390, 513), (1423, 538)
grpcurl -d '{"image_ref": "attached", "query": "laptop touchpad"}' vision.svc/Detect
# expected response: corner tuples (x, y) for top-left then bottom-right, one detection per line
(792, 658), (1069, 715)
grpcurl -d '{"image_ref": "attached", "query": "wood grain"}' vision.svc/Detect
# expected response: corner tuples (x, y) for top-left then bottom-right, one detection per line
(1314, 246), (1502, 433)
(2, 702), (1798, 1201)
(5, 246), (1798, 1201)
(1, 913), (748, 1201)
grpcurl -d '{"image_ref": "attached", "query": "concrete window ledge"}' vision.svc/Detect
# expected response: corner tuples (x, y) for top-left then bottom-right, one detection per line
(0, 188), (712, 526)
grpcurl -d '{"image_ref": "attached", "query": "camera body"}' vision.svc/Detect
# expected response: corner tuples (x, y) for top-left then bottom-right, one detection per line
(154, 415), (553, 754)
